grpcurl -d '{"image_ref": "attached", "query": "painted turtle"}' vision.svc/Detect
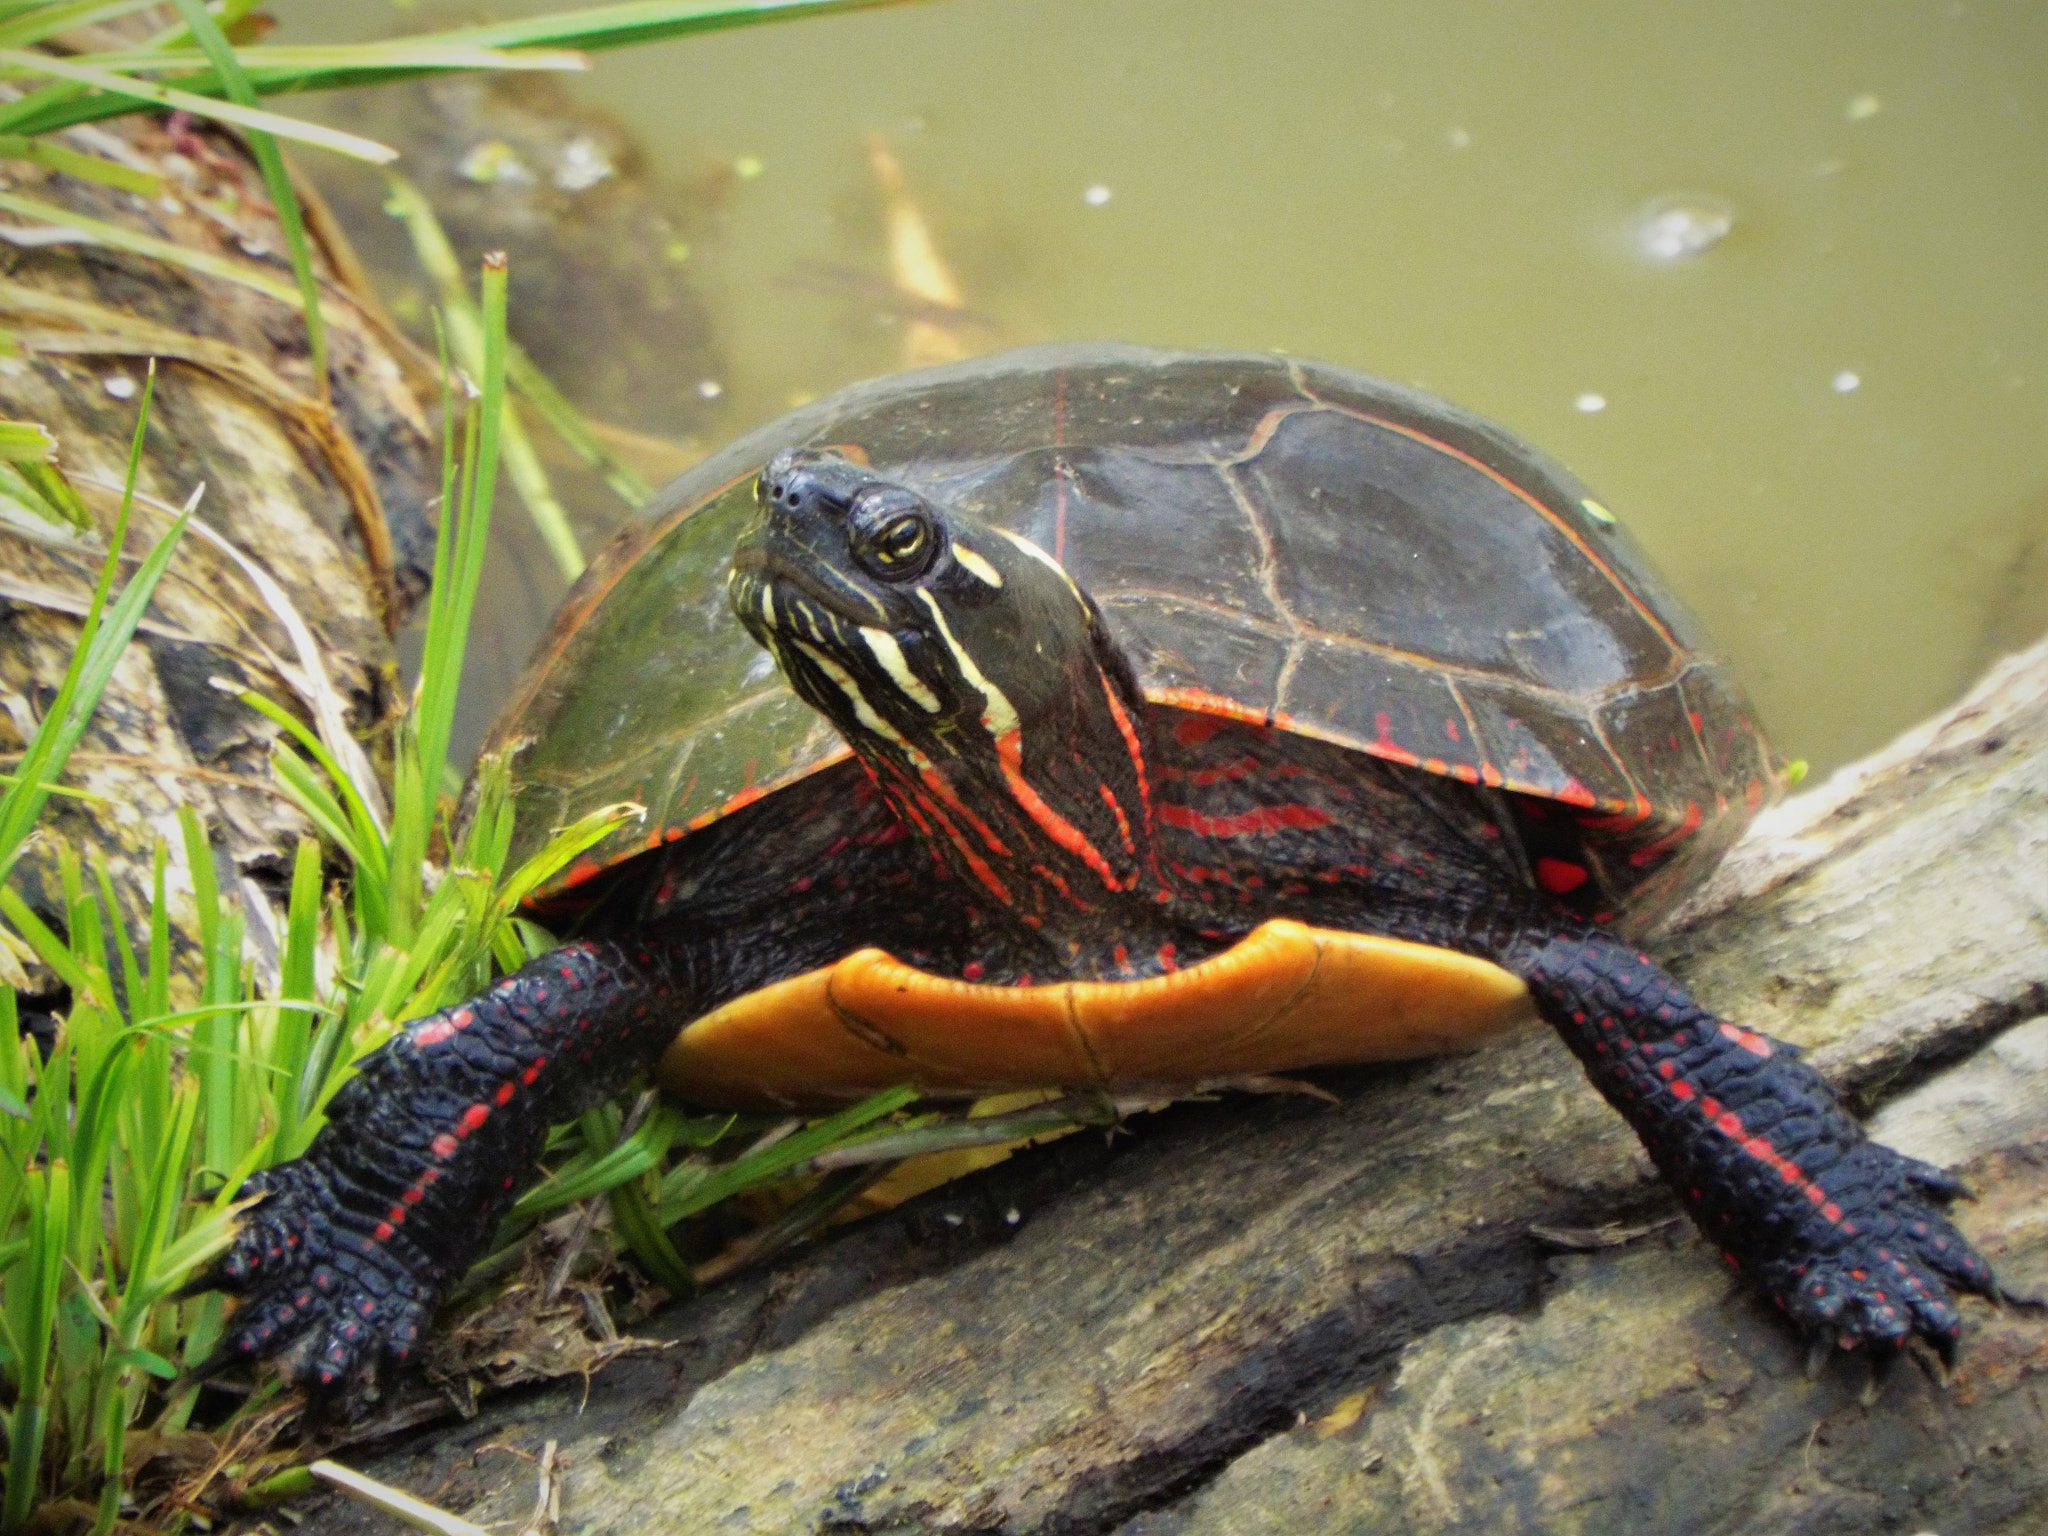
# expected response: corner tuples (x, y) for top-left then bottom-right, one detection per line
(200, 344), (2002, 1403)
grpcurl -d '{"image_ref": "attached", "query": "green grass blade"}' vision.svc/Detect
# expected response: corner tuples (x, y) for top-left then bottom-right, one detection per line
(164, 0), (328, 389)
(0, 371), (158, 884)
(414, 252), (510, 830)
(659, 1086), (916, 1224)
(0, 416), (55, 461)
(2, 1161), (69, 1535)
(0, 0), (915, 136)
(0, 133), (158, 195)
(0, 48), (398, 162)
(270, 836), (320, 1153)
(385, 176), (583, 579)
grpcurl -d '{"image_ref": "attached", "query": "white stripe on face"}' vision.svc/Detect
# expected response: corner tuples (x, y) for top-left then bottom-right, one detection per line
(915, 589), (1019, 739)
(793, 638), (931, 766)
(860, 626), (941, 712)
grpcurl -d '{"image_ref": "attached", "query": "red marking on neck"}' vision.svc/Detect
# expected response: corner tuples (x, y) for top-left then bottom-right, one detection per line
(1099, 782), (1137, 854)
(1099, 675), (1154, 833)
(1158, 802), (1332, 838)
(996, 729), (1130, 891)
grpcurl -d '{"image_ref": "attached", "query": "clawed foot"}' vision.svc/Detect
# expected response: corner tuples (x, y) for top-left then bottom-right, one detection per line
(1755, 1147), (2006, 1388)
(186, 1161), (438, 1413)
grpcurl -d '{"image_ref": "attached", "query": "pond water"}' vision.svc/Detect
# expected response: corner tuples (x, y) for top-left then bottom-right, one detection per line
(277, 0), (2048, 778)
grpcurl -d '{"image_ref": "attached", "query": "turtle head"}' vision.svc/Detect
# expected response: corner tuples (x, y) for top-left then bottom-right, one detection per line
(730, 447), (1160, 911)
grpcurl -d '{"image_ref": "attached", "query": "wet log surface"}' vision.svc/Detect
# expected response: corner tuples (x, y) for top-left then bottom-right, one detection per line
(288, 637), (2048, 1536)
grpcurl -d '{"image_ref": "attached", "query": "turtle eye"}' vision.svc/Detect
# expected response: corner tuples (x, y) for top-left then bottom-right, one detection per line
(849, 492), (940, 581)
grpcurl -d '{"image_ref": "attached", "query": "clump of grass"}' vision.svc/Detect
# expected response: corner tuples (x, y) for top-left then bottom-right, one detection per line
(0, 252), (970, 1531)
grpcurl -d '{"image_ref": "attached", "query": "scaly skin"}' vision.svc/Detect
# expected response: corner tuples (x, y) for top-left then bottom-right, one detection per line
(198, 941), (684, 1399)
(1508, 925), (1999, 1364)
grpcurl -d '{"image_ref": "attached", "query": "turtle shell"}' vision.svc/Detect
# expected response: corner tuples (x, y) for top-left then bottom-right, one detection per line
(490, 343), (1778, 929)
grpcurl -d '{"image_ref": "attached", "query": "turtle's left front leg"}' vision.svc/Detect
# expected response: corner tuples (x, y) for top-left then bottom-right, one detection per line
(1508, 921), (2004, 1364)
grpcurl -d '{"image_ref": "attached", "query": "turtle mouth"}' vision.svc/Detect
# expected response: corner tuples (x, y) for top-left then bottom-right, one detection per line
(728, 540), (886, 653)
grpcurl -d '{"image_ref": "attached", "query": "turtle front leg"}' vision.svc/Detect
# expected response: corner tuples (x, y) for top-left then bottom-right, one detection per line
(190, 938), (688, 1409)
(1509, 923), (2005, 1368)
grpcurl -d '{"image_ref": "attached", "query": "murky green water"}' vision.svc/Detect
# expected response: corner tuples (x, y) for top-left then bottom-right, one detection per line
(280, 0), (2048, 776)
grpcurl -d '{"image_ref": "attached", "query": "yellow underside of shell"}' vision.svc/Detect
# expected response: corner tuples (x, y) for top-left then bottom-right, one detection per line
(658, 919), (1535, 1111)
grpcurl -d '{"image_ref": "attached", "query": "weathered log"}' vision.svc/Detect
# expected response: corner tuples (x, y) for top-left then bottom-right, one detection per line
(278, 633), (2048, 1536)
(0, 106), (434, 991)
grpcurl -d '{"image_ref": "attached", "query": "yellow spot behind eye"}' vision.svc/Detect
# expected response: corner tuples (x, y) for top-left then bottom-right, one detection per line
(953, 544), (1004, 588)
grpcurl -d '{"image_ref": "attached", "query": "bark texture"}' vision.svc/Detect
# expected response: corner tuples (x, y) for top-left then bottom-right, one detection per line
(277, 635), (2048, 1536)
(0, 105), (435, 992)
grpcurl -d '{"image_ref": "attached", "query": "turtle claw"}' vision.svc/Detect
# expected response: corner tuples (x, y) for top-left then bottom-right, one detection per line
(1804, 1329), (1836, 1380)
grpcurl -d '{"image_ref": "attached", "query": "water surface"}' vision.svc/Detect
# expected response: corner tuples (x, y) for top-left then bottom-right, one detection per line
(280, 0), (2048, 775)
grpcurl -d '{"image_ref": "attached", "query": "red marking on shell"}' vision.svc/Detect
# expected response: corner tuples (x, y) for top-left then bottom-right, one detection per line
(1536, 858), (1589, 895)
(1557, 776), (1598, 809)
(1745, 780), (1764, 810)
(1113, 944), (1130, 968)
(1157, 942), (1178, 972)
(431, 1133), (459, 1159)
(1628, 799), (1703, 867)
(1445, 718), (1462, 741)
(722, 784), (767, 816)
(1688, 711), (1704, 732)
(1423, 756), (1449, 775)
(1448, 764), (1479, 784)
(1157, 802), (1334, 838)
(963, 960), (985, 982)
(560, 856), (606, 890)
(1150, 687), (1294, 733)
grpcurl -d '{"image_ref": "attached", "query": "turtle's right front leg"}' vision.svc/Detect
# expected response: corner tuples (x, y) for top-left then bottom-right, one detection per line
(193, 937), (689, 1406)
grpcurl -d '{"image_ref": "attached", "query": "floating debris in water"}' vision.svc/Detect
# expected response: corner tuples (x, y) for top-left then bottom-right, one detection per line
(1845, 93), (1882, 122)
(697, 380), (724, 400)
(458, 139), (532, 185)
(1633, 193), (1734, 262)
(102, 374), (136, 400)
(734, 155), (765, 180)
(1575, 392), (1607, 414)
(1832, 370), (1861, 393)
(1447, 127), (1471, 149)
(552, 135), (615, 193)
(1083, 183), (1113, 206)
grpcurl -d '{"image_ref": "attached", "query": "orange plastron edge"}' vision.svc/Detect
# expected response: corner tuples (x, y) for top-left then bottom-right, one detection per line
(657, 919), (1536, 1111)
